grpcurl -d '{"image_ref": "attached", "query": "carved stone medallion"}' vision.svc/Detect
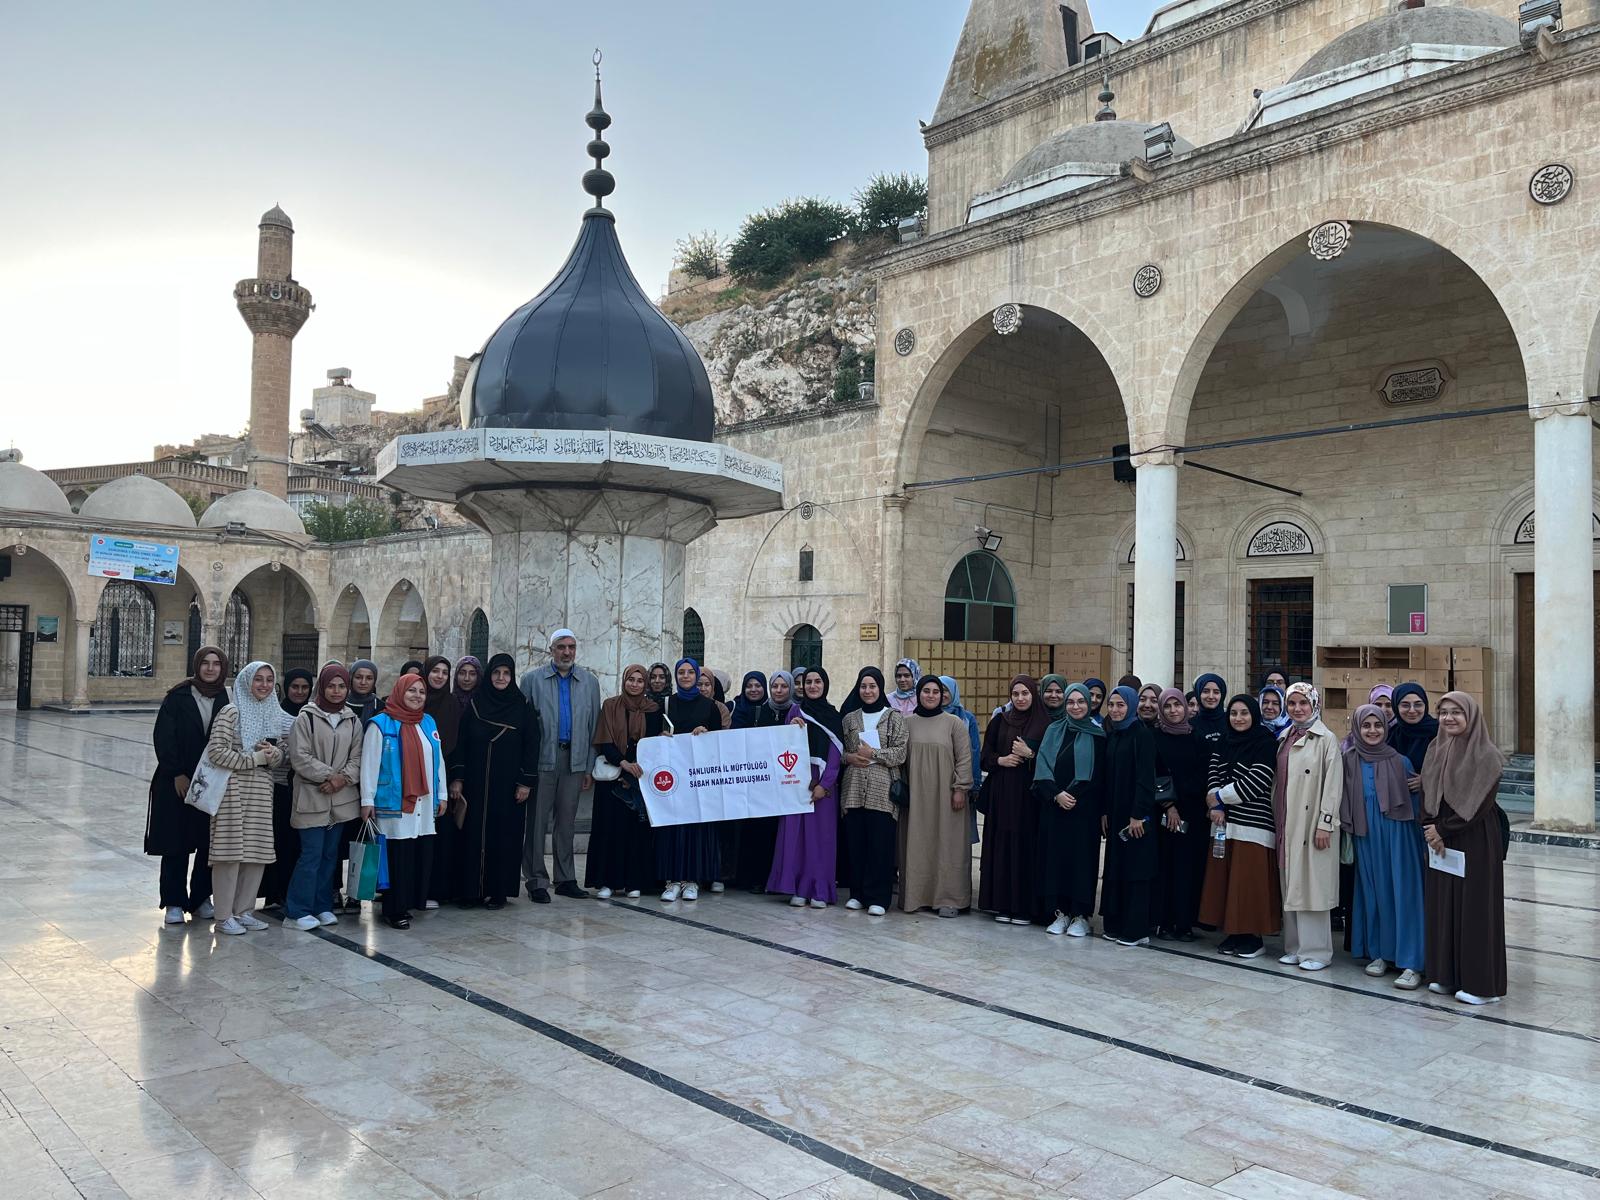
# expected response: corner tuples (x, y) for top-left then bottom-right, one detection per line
(893, 327), (916, 356)
(1530, 163), (1574, 206)
(1133, 264), (1163, 298)
(992, 303), (1023, 336)
(1307, 220), (1352, 261)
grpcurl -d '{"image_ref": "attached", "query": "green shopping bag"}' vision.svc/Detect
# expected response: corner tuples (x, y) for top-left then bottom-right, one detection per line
(346, 819), (382, 902)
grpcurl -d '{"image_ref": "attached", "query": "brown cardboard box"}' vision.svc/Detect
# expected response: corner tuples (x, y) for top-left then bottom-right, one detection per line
(1415, 669), (1450, 693)
(1452, 669), (1485, 693)
(1451, 647), (1492, 671)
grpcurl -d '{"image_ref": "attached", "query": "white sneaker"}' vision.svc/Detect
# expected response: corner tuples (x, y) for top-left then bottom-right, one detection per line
(809, 899), (826, 909)
(1298, 959), (1328, 972)
(1455, 990), (1502, 1006)
(423, 900), (440, 910)
(1364, 958), (1388, 977)
(235, 912), (269, 932)
(1116, 936), (1150, 947)
(215, 917), (246, 936)
(1428, 982), (1449, 994)
(625, 890), (641, 898)
(788, 895), (807, 908)
(596, 887), (613, 899)
(660, 884), (681, 902)
(164, 906), (187, 925)
(1394, 970), (1423, 990)
(285, 915), (320, 931)
(1278, 953), (1301, 966)
(681, 883), (699, 902)
(1046, 912), (1069, 936)
(845, 898), (863, 910)
(316, 912), (338, 927)
(994, 913), (1009, 923)
(1066, 917), (1090, 938)
(710, 882), (725, 893)
(867, 904), (886, 916)
(196, 900), (215, 920)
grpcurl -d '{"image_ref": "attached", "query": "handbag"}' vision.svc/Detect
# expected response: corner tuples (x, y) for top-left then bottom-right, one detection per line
(1154, 775), (1175, 806)
(592, 754), (621, 782)
(346, 818), (382, 902)
(1339, 830), (1356, 866)
(888, 771), (907, 809)
(183, 756), (232, 817)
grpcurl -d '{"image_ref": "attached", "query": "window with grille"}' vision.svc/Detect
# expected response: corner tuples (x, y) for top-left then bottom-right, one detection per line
(222, 590), (251, 671)
(944, 552), (1016, 643)
(682, 608), (705, 664)
(799, 546), (814, 582)
(1125, 581), (1185, 688)
(468, 608), (490, 661)
(789, 624), (823, 672)
(1247, 577), (1313, 686)
(89, 582), (156, 677)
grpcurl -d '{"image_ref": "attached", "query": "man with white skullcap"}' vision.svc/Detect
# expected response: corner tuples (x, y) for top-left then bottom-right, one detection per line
(519, 629), (601, 902)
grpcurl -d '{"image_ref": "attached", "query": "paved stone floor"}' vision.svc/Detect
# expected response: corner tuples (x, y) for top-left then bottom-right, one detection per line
(3, 711), (1600, 1200)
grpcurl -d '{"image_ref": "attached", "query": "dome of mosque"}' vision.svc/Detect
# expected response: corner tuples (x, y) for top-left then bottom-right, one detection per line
(1290, 6), (1517, 82)
(1001, 120), (1194, 187)
(461, 71), (715, 443)
(259, 205), (294, 231)
(198, 488), (306, 536)
(0, 461), (72, 516)
(79, 474), (197, 528)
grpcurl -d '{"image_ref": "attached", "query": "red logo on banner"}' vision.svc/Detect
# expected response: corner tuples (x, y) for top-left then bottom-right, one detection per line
(778, 750), (799, 773)
(652, 770), (675, 792)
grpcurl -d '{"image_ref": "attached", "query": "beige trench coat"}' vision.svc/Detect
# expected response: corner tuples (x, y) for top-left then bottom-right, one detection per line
(1278, 721), (1342, 912)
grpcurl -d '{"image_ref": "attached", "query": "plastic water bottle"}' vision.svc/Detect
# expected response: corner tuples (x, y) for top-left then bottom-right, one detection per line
(1211, 821), (1227, 859)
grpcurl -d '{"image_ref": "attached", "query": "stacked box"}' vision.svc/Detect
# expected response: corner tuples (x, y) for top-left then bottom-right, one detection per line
(1052, 644), (1113, 682)
(1449, 647), (1493, 723)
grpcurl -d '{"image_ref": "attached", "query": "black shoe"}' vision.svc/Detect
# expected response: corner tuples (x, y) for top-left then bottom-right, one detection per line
(485, 897), (505, 910)
(1234, 935), (1265, 959)
(1152, 926), (1172, 940)
(529, 888), (551, 904)
(554, 881), (589, 900)
(1218, 935), (1240, 955)
(1174, 929), (1198, 942)
(384, 915), (411, 929)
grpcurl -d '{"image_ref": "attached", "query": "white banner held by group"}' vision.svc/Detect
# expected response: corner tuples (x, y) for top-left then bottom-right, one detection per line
(636, 725), (814, 827)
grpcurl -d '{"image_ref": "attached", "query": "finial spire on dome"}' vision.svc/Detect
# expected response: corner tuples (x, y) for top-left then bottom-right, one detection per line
(582, 49), (616, 211)
(1095, 70), (1117, 122)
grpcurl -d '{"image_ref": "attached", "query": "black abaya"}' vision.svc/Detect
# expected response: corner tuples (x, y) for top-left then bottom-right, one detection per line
(587, 710), (664, 893)
(451, 694), (541, 904)
(1100, 721), (1157, 941)
(1153, 729), (1209, 936)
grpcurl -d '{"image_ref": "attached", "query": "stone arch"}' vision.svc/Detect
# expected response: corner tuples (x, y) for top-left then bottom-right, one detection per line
(1490, 483), (1600, 547)
(682, 608), (706, 663)
(214, 556), (324, 630)
(0, 536), (97, 621)
(468, 608), (490, 661)
(1227, 504), (1330, 563)
(1158, 199), (1540, 448)
(893, 290), (1138, 487)
(374, 578), (430, 670)
(1115, 520), (1197, 566)
(330, 582), (373, 663)
(743, 501), (870, 603)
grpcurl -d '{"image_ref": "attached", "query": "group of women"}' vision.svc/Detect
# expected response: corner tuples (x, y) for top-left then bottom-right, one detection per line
(145, 645), (1510, 1005)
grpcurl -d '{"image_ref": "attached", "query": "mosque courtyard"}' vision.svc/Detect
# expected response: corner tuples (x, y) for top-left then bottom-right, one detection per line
(2, 708), (1598, 1200)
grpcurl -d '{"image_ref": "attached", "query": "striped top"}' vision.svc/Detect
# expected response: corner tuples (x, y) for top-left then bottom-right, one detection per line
(1207, 752), (1277, 849)
(206, 705), (279, 865)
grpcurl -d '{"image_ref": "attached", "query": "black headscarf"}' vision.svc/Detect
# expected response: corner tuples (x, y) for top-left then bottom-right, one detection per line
(421, 654), (459, 751)
(281, 668), (315, 717)
(1191, 672), (1229, 741)
(1388, 682), (1440, 773)
(913, 674), (946, 718)
(796, 666), (845, 743)
(839, 666), (888, 716)
(646, 662), (672, 707)
(1216, 694), (1278, 770)
(400, 659), (425, 679)
(1084, 678), (1107, 716)
(730, 671), (768, 729)
(470, 652), (526, 724)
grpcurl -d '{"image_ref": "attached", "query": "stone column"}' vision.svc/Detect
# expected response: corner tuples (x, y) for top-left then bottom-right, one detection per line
(1533, 412), (1595, 830)
(880, 494), (908, 671)
(70, 618), (92, 711)
(1132, 454), (1178, 688)
(315, 626), (330, 669)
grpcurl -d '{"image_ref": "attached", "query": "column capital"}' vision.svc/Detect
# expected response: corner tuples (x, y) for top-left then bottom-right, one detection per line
(1528, 393), (1591, 420)
(1132, 449), (1178, 469)
(883, 493), (911, 512)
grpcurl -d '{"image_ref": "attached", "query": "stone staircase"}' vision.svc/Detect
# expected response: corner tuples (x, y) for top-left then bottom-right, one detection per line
(1496, 754), (1600, 824)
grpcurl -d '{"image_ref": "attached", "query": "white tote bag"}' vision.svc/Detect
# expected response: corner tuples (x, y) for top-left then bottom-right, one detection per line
(183, 756), (233, 817)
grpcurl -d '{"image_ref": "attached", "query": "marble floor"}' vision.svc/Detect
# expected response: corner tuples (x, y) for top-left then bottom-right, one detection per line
(3, 711), (1599, 1200)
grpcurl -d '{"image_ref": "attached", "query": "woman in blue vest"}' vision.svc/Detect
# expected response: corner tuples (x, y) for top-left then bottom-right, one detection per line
(359, 671), (447, 929)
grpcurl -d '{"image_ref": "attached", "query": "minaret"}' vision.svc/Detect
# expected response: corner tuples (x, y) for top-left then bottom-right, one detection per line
(234, 206), (312, 498)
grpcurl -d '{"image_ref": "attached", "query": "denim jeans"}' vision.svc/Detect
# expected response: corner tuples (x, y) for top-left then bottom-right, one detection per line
(286, 824), (343, 919)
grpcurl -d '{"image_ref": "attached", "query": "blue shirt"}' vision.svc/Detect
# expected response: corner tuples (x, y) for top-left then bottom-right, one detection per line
(557, 671), (572, 743)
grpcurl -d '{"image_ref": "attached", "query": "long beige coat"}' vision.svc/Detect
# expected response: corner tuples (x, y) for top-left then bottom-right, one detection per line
(1278, 721), (1342, 912)
(288, 705), (363, 829)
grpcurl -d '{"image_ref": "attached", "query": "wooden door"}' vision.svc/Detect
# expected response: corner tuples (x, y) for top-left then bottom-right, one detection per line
(1515, 571), (1600, 753)
(1248, 578), (1314, 687)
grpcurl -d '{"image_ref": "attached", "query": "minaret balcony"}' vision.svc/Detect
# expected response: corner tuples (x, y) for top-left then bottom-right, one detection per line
(234, 277), (313, 336)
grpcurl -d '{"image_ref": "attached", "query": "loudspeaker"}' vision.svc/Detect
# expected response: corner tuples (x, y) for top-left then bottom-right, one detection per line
(1111, 444), (1135, 484)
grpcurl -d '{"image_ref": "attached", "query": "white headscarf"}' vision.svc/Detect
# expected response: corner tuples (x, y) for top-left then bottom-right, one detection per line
(232, 660), (294, 751)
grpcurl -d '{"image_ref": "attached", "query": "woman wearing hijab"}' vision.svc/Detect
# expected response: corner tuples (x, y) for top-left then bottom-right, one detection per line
(1197, 695), (1281, 959)
(1388, 683), (1439, 783)
(939, 677), (984, 793)
(1191, 673), (1228, 749)
(349, 660), (381, 722)
(839, 667), (907, 916)
(1153, 687), (1208, 942)
(646, 663), (673, 708)
(419, 655), (462, 908)
(900, 676), (974, 917)
(452, 656), (482, 713)
(1421, 693), (1507, 1005)
(284, 665), (362, 931)
(204, 660), (292, 935)
(1032, 682), (1104, 936)
(769, 667), (844, 907)
(1274, 683), (1342, 971)
(698, 666), (733, 730)
(659, 658), (724, 903)
(1039, 675), (1066, 720)
(400, 659), (425, 680)
(1099, 686), (1158, 946)
(588, 663), (663, 899)
(978, 675), (1048, 924)
(147, 646), (230, 924)
(1341, 704), (1425, 988)
(1258, 685), (1290, 737)
(261, 668), (315, 910)
(888, 658), (921, 716)
(1137, 684), (1162, 730)
(1084, 679), (1108, 724)
(451, 653), (540, 909)
(360, 672), (447, 928)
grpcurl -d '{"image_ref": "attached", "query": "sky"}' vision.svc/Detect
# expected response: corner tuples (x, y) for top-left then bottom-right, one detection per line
(2, 1), (1165, 470)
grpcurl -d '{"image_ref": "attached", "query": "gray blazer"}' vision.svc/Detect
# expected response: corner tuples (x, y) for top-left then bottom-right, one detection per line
(520, 662), (602, 774)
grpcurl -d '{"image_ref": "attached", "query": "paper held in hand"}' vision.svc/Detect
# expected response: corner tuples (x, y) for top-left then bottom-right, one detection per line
(636, 724), (815, 827)
(1427, 846), (1466, 877)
